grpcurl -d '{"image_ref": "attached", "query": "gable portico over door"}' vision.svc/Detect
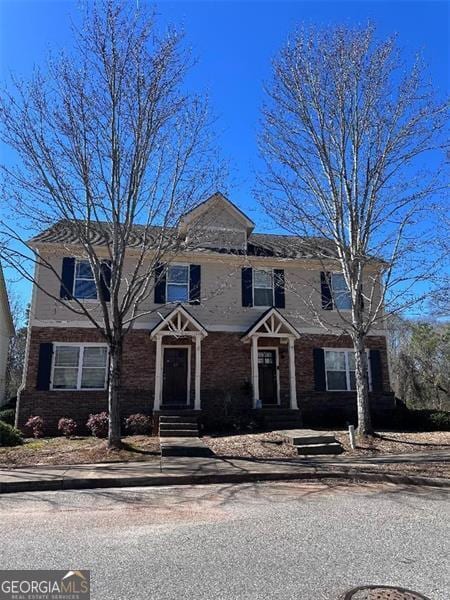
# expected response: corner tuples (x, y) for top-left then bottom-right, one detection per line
(242, 308), (300, 410)
(150, 305), (207, 411)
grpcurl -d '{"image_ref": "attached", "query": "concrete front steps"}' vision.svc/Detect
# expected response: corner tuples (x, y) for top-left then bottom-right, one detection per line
(159, 438), (214, 458)
(158, 410), (213, 458)
(158, 410), (200, 438)
(282, 429), (344, 456)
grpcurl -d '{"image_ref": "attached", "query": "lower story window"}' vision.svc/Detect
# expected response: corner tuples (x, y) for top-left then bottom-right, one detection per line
(324, 349), (370, 391)
(52, 344), (108, 390)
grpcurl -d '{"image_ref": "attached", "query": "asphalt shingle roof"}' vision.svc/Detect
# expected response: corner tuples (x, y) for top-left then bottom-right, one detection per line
(29, 220), (338, 259)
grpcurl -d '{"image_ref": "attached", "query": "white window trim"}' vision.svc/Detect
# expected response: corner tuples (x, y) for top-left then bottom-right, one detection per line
(50, 342), (109, 391)
(252, 268), (275, 308)
(257, 346), (280, 405)
(323, 348), (372, 392)
(162, 344), (191, 405)
(73, 259), (98, 302)
(166, 263), (190, 304)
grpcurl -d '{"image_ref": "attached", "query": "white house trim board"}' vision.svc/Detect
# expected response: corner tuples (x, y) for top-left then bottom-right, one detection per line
(150, 305), (207, 339)
(152, 306), (206, 410)
(242, 308), (300, 341)
(29, 319), (388, 337)
(288, 337), (298, 410)
(245, 309), (300, 410)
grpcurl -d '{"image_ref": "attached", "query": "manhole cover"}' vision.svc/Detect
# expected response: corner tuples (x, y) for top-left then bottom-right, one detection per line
(341, 586), (431, 600)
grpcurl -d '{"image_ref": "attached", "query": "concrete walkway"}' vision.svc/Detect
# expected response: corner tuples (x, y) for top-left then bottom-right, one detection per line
(0, 450), (449, 494)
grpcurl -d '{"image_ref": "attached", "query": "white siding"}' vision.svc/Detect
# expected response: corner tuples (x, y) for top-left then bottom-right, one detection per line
(32, 249), (385, 335)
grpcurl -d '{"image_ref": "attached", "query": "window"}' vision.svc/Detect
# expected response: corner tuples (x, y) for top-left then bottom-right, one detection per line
(331, 273), (351, 310)
(324, 349), (370, 391)
(253, 269), (274, 307)
(74, 260), (97, 300)
(52, 344), (108, 390)
(166, 265), (189, 302)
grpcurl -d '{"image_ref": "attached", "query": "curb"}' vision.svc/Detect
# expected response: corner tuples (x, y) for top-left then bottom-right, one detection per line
(0, 469), (449, 494)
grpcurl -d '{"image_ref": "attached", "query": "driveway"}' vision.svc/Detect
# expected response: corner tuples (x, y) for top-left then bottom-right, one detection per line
(0, 481), (448, 599)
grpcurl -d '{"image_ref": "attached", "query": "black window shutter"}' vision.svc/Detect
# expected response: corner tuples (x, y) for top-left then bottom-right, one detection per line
(60, 257), (75, 300)
(99, 261), (111, 302)
(154, 263), (166, 304)
(36, 343), (53, 391)
(274, 269), (285, 309)
(370, 349), (383, 392)
(242, 267), (253, 307)
(189, 264), (201, 304)
(313, 348), (326, 391)
(320, 272), (333, 310)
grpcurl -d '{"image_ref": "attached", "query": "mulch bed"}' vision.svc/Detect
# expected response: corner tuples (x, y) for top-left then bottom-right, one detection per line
(0, 435), (160, 468)
(336, 430), (450, 455)
(203, 431), (450, 479)
(203, 432), (299, 459)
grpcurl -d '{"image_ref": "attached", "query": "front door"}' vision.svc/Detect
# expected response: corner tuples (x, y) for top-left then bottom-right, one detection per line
(162, 347), (189, 405)
(258, 350), (278, 405)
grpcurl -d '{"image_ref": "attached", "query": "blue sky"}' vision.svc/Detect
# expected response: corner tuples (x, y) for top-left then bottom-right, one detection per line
(0, 0), (448, 309)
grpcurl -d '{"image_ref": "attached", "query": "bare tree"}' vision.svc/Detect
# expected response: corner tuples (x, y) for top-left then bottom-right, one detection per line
(4, 284), (27, 403)
(258, 24), (448, 436)
(0, 0), (222, 447)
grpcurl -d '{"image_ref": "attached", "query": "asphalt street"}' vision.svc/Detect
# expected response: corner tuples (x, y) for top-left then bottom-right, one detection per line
(0, 480), (448, 600)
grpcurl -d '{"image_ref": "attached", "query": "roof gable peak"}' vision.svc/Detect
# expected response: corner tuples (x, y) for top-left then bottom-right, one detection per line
(179, 192), (255, 234)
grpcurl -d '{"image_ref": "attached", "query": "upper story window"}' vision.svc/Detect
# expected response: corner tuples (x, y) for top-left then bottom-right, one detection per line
(167, 265), (189, 303)
(324, 349), (371, 391)
(331, 273), (351, 310)
(253, 269), (274, 307)
(74, 260), (97, 300)
(52, 344), (108, 390)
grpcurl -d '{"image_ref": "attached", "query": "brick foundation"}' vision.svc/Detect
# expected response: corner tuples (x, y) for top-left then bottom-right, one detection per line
(17, 327), (393, 434)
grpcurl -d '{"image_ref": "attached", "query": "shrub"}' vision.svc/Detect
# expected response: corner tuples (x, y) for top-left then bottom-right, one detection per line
(0, 421), (23, 447)
(125, 413), (152, 435)
(0, 408), (15, 426)
(25, 415), (45, 438)
(425, 410), (450, 431)
(86, 412), (109, 438)
(58, 417), (78, 438)
(409, 409), (450, 431)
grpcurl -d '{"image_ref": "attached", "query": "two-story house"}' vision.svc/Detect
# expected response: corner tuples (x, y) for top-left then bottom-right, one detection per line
(17, 193), (393, 431)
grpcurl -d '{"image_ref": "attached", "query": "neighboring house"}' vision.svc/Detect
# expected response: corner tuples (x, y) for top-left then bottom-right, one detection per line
(17, 193), (394, 431)
(0, 263), (14, 406)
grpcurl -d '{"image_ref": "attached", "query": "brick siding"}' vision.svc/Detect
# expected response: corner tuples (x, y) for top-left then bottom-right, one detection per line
(17, 327), (392, 433)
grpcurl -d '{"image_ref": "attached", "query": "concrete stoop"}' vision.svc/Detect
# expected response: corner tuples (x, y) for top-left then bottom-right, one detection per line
(158, 412), (214, 457)
(158, 411), (200, 438)
(282, 429), (344, 456)
(160, 437), (214, 458)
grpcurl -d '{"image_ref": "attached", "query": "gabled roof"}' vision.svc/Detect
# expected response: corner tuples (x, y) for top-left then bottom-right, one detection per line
(0, 263), (15, 337)
(27, 192), (345, 260)
(242, 307), (300, 340)
(179, 191), (255, 233)
(150, 304), (207, 338)
(29, 221), (340, 260)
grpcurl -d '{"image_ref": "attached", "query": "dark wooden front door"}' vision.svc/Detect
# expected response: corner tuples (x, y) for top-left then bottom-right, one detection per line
(162, 347), (189, 405)
(258, 350), (278, 405)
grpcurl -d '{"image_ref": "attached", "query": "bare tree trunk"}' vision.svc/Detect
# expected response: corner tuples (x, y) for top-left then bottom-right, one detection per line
(353, 333), (373, 436)
(108, 338), (123, 449)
